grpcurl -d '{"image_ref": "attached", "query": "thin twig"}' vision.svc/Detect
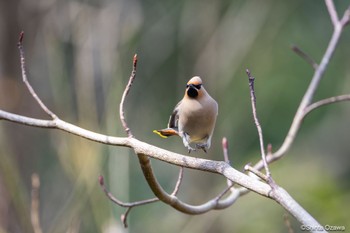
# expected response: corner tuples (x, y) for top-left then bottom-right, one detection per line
(99, 175), (158, 208)
(325, 0), (339, 27)
(215, 183), (235, 201)
(340, 5), (350, 27)
(171, 167), (184, 196)
(291, 44), (318, 70)
(99, 167), (184, 228)
(222, 137), (233, 187)
(119, 54), (138, 138)
(302, 94), (350, 118)
(99, 175), (158, 227)
(121, 208), (133, 228)
(246, 69), (271, 178)
(244, 164), (268, 182)
(31, 173), (43, 233)
(17, 31), (57, 120)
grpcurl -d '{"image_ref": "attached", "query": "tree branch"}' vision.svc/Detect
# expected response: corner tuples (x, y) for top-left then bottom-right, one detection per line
(0, 108), (322, 226)
(290, 44), (318, 70)
(31, 173), (43, 233)
(302, 94), (350, 118)
(98, 167), (184, 228)
(325, 0), (339, 27)
(253, 3), (350, 170)
(119, 54), (138, 138)
(99, 175), (158, 228)
(17, 31), (57, 120)
(246, 69), (271, 178)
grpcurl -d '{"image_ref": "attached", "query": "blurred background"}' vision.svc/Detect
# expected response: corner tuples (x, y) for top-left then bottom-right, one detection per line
(0, 0), (349, 232)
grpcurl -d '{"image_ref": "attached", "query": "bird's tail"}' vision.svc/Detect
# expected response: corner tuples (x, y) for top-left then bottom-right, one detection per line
(153, 128), (179, 138)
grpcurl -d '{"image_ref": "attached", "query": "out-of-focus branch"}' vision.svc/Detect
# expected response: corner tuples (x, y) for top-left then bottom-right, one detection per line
(31, 173), (43, 233)
(284, 214), (295, 233)
(290, 45), (318, 70)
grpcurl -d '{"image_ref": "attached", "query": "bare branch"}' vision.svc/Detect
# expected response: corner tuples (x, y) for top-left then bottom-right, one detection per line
(325, 0), (339, 27)
(136, 153), (242, 214)
(99, 166), (184, 228)
(222, 137), (230, 165)
(222, 137), (233, 187)
(31, 173), (43, 233)
(253, 3), (350, 170)
(244, 164), (268, 182)
(17, 31), (57, 120)
(340, 5), (350, 27)
(98, 175), (158, 228)
(302, 94), (350, 118)
(121, 208), (132, 228)
(98, 175), (158, 208)
(170, 167), (184, 196)
(291, 44), (318, 70)
(246, 69), (271, 178)
(119, 54), (138, 138)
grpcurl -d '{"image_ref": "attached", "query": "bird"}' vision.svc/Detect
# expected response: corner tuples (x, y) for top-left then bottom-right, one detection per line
(153, 76), (218, 152)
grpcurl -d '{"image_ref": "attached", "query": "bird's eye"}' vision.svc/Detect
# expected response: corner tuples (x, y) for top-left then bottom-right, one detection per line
(194, 84), (202, 89)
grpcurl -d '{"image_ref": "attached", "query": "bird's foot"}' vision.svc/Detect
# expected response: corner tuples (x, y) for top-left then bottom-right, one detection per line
(187, 146), (196, 153)
(196, 143), (208, 153)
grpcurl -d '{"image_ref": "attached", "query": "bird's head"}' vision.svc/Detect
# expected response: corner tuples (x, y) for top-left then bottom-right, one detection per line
(186, 76), (203, 98)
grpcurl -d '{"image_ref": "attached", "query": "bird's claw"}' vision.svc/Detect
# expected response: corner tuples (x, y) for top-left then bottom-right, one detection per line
(196, 143), (208, 153)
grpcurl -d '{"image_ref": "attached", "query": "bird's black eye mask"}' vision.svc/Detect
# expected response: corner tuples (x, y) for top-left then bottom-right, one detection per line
(186, 84), (202, 90)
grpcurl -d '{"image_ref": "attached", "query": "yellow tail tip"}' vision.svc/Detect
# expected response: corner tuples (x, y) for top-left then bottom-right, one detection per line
(153, 130), (168, 138)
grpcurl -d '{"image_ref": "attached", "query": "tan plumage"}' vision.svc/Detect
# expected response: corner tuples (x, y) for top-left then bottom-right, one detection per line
(154, 76), (218, 152)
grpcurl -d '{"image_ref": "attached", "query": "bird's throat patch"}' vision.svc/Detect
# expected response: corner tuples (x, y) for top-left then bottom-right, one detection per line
(187, 86), (198, 98)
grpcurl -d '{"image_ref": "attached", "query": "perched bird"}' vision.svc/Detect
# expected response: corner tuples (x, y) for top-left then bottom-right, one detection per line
(154, 76), (218, 152)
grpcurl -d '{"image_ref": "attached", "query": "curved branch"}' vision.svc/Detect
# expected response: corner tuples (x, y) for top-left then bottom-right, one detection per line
(99, 167), (184, 228)
(119, 54), (138, 138)
(137, 153), (242, 214)
(302, 94), (350, 118)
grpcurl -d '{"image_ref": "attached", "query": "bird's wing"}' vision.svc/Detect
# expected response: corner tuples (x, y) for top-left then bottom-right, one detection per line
(168, 100), (181, 129)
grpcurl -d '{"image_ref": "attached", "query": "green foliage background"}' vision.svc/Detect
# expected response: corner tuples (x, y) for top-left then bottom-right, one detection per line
(0, 0), (349, 232)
